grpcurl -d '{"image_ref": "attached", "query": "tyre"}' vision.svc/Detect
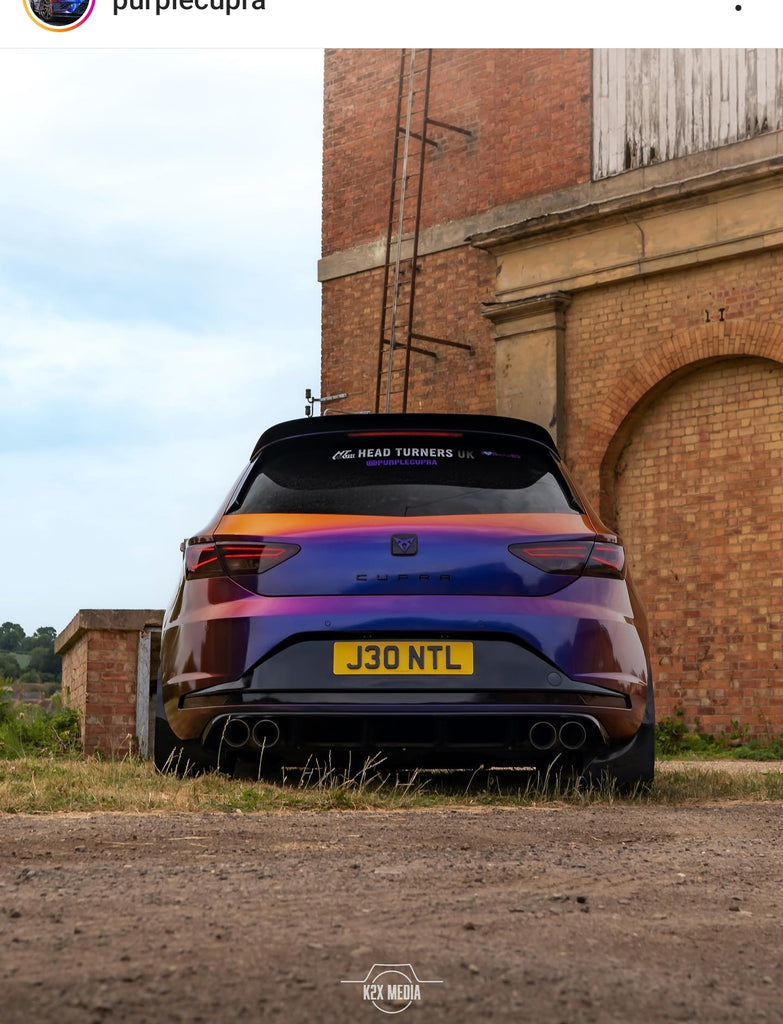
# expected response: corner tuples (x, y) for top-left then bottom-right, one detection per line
(582, 683), (656, 792)
(153, 682), (215, 775)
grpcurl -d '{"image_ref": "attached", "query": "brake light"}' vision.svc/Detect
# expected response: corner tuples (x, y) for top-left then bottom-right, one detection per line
(220, 544), (299, 575)
(348, 431), (462, 438)
(509, 540), (625, 579)
(588, 543), (626, 577)
(185, 542), (299, 580)
(185, 545), (222, 579)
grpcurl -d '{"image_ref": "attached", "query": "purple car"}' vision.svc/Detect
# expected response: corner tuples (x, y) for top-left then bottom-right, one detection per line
(32, 0), (88, 21)
(155, 414), (654, 787)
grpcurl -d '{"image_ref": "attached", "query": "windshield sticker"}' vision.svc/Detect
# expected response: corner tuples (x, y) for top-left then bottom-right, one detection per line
(365, 458), (438, 467)
(481, 450), (522, 460)
(332, 447), (478, 463)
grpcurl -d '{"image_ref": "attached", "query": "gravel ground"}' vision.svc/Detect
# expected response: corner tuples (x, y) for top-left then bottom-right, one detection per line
(660, 760), (783, 774)
(1, 782), (783, 1023)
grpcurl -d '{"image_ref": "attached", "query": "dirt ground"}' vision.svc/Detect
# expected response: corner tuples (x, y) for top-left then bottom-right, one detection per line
(1, 772), (782, 1023)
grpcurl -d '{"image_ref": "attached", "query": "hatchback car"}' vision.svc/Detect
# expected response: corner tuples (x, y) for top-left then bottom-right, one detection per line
(155, 413), (654, 786)
(31, 0), (87, 21)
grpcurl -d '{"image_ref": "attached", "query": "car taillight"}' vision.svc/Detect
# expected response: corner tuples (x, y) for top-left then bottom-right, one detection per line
(509, 540), (625, 579)
(185, 545), (223, 579)
(185, 542), (299, 580)
(587, 542), (626, 577)
(220, 543), (299, 575)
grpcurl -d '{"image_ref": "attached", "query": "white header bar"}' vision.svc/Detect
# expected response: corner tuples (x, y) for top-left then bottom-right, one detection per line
(7, 0), (777, 49)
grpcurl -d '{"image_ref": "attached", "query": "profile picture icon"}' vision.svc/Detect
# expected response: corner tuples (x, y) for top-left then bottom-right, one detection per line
(26, 0), (94, 30)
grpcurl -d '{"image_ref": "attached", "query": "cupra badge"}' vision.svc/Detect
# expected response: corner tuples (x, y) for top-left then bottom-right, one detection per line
(391, 534), (418, 556)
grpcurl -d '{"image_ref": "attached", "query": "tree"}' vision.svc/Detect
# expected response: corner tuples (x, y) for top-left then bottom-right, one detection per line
(28, 646), (61, 679)
(0, 622), (26, 652)
(20, 626), (58, 653)
(32, 626), (57, 645)
(0, 651), (21, 679)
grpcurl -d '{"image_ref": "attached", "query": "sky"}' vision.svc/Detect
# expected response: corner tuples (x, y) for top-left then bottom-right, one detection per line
(0, 48), (324, 634)
(1, 17), (774, 638)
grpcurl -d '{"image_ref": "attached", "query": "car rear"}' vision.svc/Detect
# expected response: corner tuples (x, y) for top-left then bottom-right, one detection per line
(156, 414), (654, 785)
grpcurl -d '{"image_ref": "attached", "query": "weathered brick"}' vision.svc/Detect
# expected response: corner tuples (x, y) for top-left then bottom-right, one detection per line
(322, 49), (783, 738)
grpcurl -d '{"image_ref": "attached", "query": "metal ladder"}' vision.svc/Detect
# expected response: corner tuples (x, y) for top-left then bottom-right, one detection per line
(374, 49), (473, 414)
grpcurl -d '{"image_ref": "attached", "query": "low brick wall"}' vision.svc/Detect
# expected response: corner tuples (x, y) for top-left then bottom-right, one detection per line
(55, 610), (164, 756)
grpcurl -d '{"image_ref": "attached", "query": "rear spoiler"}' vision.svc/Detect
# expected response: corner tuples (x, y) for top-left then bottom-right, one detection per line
(251, 413), (560, 461)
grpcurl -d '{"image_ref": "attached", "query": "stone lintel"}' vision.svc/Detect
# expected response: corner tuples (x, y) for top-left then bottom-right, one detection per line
(55, 609), (165, 655)
(469, 154), (783, 252)
(318, 131), (783, 283)
(488, 171), (783, 303)
(482, 292), (571, 336)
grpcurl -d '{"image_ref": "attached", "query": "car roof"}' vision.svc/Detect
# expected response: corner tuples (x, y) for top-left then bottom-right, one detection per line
(251, 413), (560, 461)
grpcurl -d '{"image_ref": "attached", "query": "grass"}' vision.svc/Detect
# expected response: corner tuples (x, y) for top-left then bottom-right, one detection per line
(0, 698), (781, 814)
(656, 715), (783, 761)
(0, 754), (781, 815)
(0, 695), (81, 759)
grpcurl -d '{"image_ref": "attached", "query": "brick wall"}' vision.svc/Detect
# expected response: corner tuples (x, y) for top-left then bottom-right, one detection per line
(321, 247), (497, 414)
(80, 630), (139, 756)
(611, 356), (783, 733)
(322, 48), (593, 416)
(320, 48), (783, 737)
(56, 610), (164, 757)
(562, 252), (783, 734)
(322, 48), (592, 256)
(59, 631), (88, 735)
(564, 249), (783, 485)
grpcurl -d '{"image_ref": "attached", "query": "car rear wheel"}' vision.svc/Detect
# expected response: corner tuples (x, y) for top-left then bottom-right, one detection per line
(153, 684), (218, 776)
(153, 714), (186, 774)
(582, 686), (655, 792)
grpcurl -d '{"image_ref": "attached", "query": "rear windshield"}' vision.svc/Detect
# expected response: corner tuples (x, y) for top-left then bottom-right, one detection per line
(230, 433), (580, 516)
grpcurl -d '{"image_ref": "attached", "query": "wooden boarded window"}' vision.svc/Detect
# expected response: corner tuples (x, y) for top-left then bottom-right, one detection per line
(593, 49), (783, 178)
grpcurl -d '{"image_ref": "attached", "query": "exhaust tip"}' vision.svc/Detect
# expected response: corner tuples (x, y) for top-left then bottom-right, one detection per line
(559, 720), (588, 751)
(251, 718), (280, 749)
(529, 720), (558, 751)
(222, 717), (251, 749)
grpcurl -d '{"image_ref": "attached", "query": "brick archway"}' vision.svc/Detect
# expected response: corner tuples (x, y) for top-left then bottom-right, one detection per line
(588, 320), (783, 523)
(589, 319), (783, 733)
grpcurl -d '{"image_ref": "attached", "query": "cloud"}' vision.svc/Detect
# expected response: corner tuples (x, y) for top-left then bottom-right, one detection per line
(0, 48), (324, 633)
(0, 49), (323, 331)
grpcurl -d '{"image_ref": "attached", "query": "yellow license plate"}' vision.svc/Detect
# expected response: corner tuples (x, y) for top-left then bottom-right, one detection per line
(333, 641), (473, 675)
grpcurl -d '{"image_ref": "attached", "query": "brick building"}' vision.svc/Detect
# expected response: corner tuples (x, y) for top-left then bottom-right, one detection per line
(56, 610), (162, 756)
(319, 49), (783, 735)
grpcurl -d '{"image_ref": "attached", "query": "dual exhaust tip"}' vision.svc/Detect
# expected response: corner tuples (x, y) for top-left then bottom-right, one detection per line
(219, 716), (587, 753)
(529, 719), (587, 751)
(221, 717), (280, 751)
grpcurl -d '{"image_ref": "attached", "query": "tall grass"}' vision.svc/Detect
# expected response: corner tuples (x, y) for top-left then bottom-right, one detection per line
(0, 698), (781, 814)
(0, 756), (781, 815)
(0, 696), (80, 759)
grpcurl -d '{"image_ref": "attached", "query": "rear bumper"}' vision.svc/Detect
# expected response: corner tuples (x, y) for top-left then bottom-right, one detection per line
(164, 630), (646, 738)
(159, 584), (651, 768)
(158, 653), (649, 773)
(199, 707), (611, 769)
